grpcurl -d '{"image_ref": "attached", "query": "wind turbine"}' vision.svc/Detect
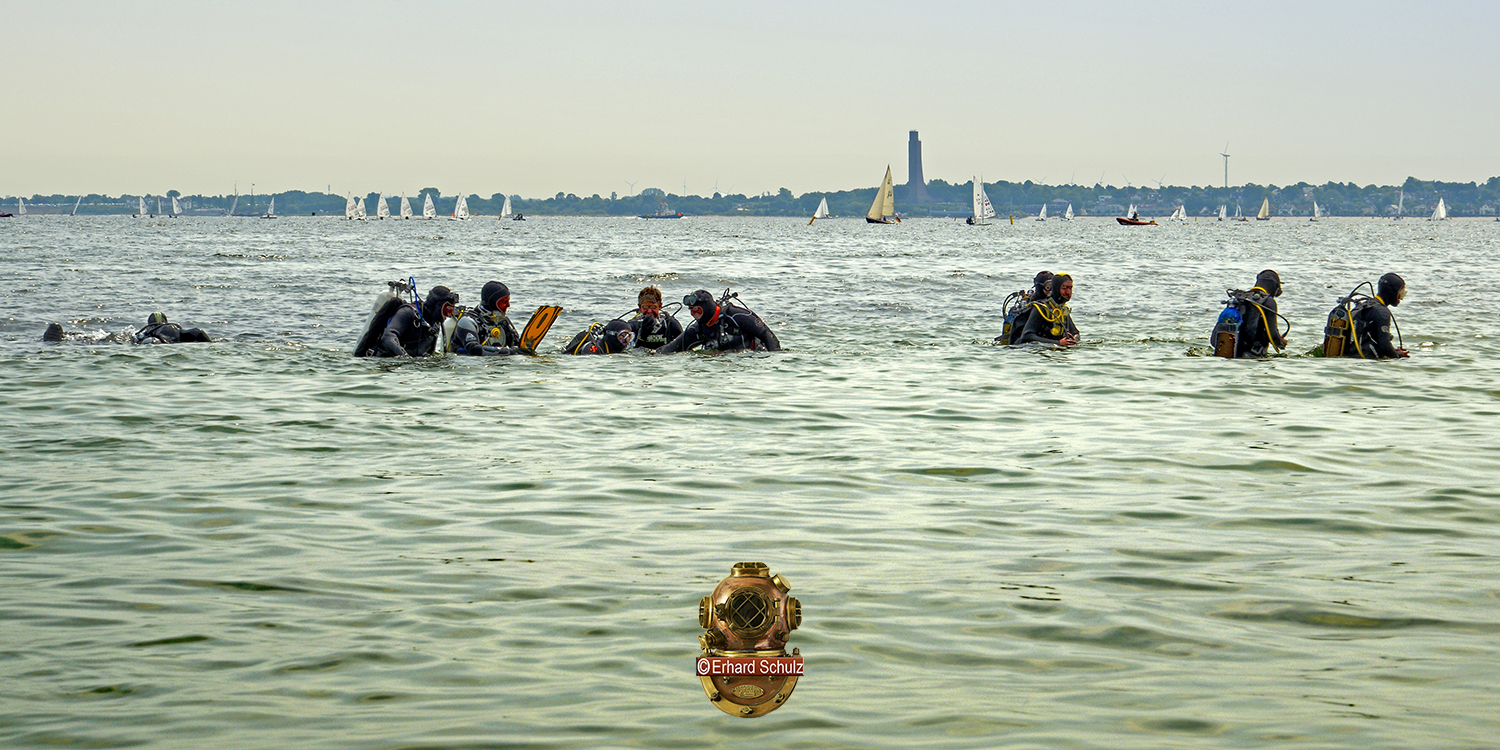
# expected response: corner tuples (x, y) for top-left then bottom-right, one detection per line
(625, 180), (638, 196)
(1220, 143), (1231, 189)
(1154, 175), (1166, 190)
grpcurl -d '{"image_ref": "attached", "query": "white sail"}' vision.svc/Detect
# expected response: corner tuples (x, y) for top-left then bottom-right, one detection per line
(171, 196), (182, 216)
(345, 195), (357, 220)
(866, 166), (897, 222)
(1170, 205), (1185, 221)
(1396, 190), (1404, 219)
(1431, 197), (1447, 221)
(1036, 202), (1048, 221)
(1127, 204), (1138, 221)
(422, 193), (436, 219)
(1310, 200), (1321, 220)
(400, 195), (413, 219)
(139, 196), (148, 216)
(1064, 203), (1074, 220)
(227, 194), (238, 216)
(72, 195), (83, 216)
(453, 194), (470, 220)
(376, 194), (390, 219)
(1256, 197), (1270, 220)
(355, 196), (367, 220)
(157, 197), (163, 215)
(1218, 204), (1227, 221)
(263, 196), (276, 218)
(18, 197), (27, 215)
(814, 196), (832, 219)
(969, 178), (993, 224)
(1234, 204), (1243, 220)
(500, 195), (512, 218)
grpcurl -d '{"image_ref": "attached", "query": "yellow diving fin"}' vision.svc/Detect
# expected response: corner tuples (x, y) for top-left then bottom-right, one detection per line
(520, 305), (562, 352)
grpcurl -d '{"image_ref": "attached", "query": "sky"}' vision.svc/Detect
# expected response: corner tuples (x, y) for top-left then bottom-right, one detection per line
(4, 0), (1499, 199)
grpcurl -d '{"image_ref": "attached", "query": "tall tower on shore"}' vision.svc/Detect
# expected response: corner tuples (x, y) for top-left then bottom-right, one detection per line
(907, 131), (931, 203)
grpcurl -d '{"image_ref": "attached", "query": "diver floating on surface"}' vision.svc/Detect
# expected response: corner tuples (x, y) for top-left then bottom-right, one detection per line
(656, 289), (781, 353)
(996, 271), (1054, 345)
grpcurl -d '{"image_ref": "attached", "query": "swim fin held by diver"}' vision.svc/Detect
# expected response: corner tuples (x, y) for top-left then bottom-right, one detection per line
(520, 305), (562, 352)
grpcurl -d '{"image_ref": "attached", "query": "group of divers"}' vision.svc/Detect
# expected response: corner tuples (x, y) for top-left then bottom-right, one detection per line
(42, 269), (1411, 361)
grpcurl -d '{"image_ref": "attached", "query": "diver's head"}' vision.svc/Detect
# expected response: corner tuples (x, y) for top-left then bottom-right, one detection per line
(147, 312), (168, 326)
(1378, 273), (1406, 306)
(423, 286), (458, 322)
(684, 289), (719, 324)
(638, 286), (663, 319)
(603, 319), (634, 353)
(1255, 269), (1282, 297)
(1033, 271), (1054, 296)
(481, 281), (511, 314)
(1050, 273), (1073, 304)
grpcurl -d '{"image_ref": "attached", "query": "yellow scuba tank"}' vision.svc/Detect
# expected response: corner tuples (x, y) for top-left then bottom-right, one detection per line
(1322, 305), (1349, 358)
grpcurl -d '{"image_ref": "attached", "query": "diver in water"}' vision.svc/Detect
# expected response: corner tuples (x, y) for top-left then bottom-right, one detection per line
(1215, 269), (1288, 358)
(452, 281), (529, 355)
(1347, 273), (1409, 359)
(563, 319), (635, 355)
(629, 285), (683, 350)
(133, 312), (212, 344)
(376, 285), (457, 357)
(656, 289), (782, 353)
(997, 271), (1053, 345)
(1016, 273), (1078, 347)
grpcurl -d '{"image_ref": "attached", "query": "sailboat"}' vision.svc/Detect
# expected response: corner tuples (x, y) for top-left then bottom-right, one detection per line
(1064, 203), (1074, 220)
(355, 196), (367, 220)
(1310, 201), (1321, 221)
(157, 197), (163, 216)
(809, 196), (833, 225)
(261, 196), (277, 219)
(865, 165), (899, 224)
(1394, 190), (1404, 220)
(1169, 205), (1186, 221)
(72, 195), (83, 216)
(1117, 203), (1156, 226)
(967, 178), (995, 225)
(1234, 204), (1247, 222)
(345, 195), (357, 220)
(1218, 204), (1227, 221)
(422, 193), (436, 219)
(499, 195), (513, 220)
(1255, 197), (1270, 220)
(451, 194), (470, 221)
(227, 194), (238, 217)
(19, 197), (27, 216)
(1430, 197), (1448, 221)
(376, 194), (390, 220)
(171, 195), (182, 217)
(1036, 202), (1048, 221)
(135, 196), (148, 218)
(399, 195), (413, 219)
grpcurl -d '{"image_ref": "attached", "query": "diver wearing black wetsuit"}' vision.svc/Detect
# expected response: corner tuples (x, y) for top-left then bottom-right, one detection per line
(134, 312), (211, 344)
(1016, 273), (1078, 346)
(999, 271), (1053, 345)
(657, 289), (781, 353)
(1232, 269), (1287, 358)
(452, 281), (527, 356)
(628, 285), (683, 350)
(565, 319), (635, 355)
(377, 286), (455, 357)
(1348, 273), (1409, 359)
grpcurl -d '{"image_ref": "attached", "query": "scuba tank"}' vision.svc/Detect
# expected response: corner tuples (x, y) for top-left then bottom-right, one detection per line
(998, 289), (1027, 343)
(1212, 303), (1242, 358)
(1322, 282), (1374, 358)
(564, 322), (605, 355)
(715, 288), (776, 351)
(354, 278), (418, 357)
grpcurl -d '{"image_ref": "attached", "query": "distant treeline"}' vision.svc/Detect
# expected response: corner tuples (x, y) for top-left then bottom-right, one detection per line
(10, 177), (1500, 218)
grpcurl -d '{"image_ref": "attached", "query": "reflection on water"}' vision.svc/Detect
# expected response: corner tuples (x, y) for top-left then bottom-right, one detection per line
(3, 216), (1499, 748)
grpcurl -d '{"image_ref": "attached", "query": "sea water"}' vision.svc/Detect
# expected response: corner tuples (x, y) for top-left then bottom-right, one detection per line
(2, 215), (1498, 749)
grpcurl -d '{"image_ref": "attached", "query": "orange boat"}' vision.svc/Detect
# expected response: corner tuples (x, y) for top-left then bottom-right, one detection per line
(1116, 205), (1156, 225)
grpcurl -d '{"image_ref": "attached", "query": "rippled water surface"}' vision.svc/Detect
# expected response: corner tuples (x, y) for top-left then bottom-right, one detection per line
(3, 215), (1499, 749)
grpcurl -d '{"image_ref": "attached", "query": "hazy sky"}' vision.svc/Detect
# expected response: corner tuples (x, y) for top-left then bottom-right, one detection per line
(4, 0), (1498, 198)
